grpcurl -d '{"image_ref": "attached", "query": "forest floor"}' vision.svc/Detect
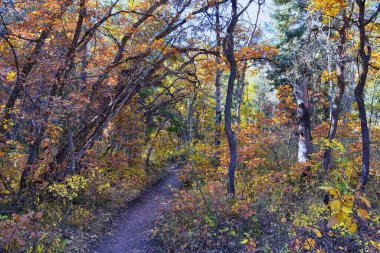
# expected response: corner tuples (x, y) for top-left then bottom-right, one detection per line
(91, 164), (181, 253)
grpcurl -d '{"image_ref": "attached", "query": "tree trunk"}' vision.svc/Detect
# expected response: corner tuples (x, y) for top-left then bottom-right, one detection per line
(327, 52), (334, 123)
(236, 70), (247, 125)
(67, 117), (76, 174)
(322, 17), (347, 174)
(145, 119), (167, 167)
(223, 0), (238, 195)
(355, 0), (372, 190)
(297, 104), (311, 163)
(187, 98), (194, 144)
(214, 3), (222, 147)
(294, 79), (311, 163)
(19, 126), (44, 193)
(368, 83), (378, 126)
(342, 61), (356, 123)
(235, 1), (261, 125)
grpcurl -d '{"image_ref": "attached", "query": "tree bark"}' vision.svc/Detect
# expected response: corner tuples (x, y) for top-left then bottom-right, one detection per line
(297, 104), (311, 163)
(342, 61), (356, 123)
(368, 83), (378, 126)
(214, 3), (222, 147)
(294, 78), (311, 163)
(223, 0), (238, 195)
(67, 117), (76, 174)
(355, 0), (372, 190)
(322, 15), (347, 173)
(145, 119), (167, 167)
(19, 125), (44, 193)
(236, 71), (246, 125)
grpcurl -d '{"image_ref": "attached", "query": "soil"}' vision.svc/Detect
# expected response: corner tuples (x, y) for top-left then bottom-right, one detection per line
(92, 164), (181, 253)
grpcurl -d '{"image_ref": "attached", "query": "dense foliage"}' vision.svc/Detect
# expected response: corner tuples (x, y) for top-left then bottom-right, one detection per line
(0, 0), (379, 252)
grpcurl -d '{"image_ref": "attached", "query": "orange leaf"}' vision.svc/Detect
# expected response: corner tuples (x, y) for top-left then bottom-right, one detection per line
(358, 196), (371, 208)
(357, 209), (369, 220)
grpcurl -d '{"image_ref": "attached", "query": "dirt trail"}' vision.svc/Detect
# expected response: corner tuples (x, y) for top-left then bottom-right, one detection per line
(93, 164), (181, 253)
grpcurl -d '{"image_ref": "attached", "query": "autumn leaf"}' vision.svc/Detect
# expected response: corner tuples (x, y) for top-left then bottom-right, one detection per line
(344, 216), (352, 229)
(348, 223), (357, 234)
(319, 186), (340, 197)
(342, 194), (354, 207)
(341, 206), (353, 214)
(327, 214), (338, 227)
(357, 209), (369, 220)
(241, 239), (248, 245)
(313, 228), (322, 238)
(128, 0), (135, 8)
(327, 212), (343, 227)
(303, 238), (316, 250)
(6, 71), (16, 82)
(330, 199), (341, 212)
(357, 196), (371, 208)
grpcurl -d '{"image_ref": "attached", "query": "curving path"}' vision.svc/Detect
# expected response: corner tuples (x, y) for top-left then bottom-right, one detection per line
(93, 164), (181, 253)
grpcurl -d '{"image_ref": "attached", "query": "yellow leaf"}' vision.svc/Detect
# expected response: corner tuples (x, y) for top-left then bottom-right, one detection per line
(6, 71), (16, 82)
(336, 212), (344, 223)
(319, 186), (340, 197)
(344, 217), (352, 229)
(357, 209), (369, 220)
(128, 0), (135, 8)
(313, 228), (322, 238)
(330, 189), (340, 197)
(330, 199), (341, 212)
(303, 238), (316, 250)
(342, 206), (353, 214)
(241, 239), (248, 245)
(348, 223), (357, 234)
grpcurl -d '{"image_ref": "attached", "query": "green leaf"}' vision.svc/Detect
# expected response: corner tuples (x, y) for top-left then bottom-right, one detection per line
(318, 186), (334, 191)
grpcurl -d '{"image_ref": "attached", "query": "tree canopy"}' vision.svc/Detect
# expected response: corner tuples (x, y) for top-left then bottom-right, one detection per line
(0, 0), (379, 252)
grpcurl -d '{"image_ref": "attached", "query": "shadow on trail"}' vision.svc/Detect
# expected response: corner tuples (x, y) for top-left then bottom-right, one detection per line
(93, 164), (181, 253)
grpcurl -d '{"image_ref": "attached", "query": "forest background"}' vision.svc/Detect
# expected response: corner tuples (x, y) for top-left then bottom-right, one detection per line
(0, 0), (379, 252)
